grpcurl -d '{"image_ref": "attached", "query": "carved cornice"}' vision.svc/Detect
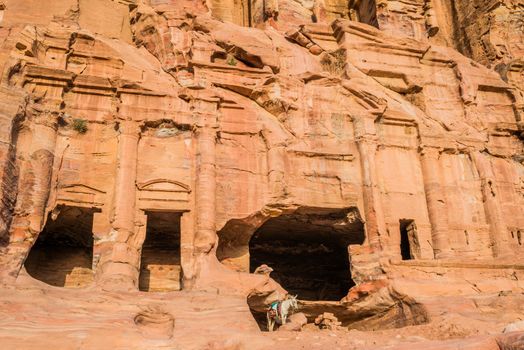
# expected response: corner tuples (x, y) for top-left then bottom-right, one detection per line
(59, 183), (106, 194)
(332, 19), (429, 56)
(137, 179), (191, 193)
(23, 65), (75, 84)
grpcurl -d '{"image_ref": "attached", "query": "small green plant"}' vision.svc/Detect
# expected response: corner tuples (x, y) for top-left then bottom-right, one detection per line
(226, 56), (237, 66)
(72, 118), (88, 134)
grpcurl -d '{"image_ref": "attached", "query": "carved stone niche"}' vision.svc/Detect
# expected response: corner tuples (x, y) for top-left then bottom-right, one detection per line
(136, 179), (191, 211)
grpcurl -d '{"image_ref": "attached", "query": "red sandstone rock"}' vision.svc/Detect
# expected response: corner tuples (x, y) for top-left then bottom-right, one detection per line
(315, 312), (343, 330)
(0, 0), (522, 349)
(278, 312), (308, 331)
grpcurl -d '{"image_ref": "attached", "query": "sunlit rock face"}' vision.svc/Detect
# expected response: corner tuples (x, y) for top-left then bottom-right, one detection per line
(0, 0), (523, 349)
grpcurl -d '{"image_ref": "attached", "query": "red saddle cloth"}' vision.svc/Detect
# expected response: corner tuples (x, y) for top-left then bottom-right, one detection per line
(268, 308), (277, 319)
(267, 301), (282, 322)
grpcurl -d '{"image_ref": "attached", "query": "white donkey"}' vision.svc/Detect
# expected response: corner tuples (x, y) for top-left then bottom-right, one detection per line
(266, 295), (299, 332)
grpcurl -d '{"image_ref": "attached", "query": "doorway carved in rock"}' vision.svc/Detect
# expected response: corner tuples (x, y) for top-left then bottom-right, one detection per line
(399, 219), (420, 260)
(139, 211), (182, 292)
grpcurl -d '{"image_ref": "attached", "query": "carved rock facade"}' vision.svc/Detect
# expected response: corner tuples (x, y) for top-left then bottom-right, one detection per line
(0, 0), (523, 349)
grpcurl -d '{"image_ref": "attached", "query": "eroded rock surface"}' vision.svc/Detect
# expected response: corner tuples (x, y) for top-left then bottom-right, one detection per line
(0, 0), (522, 349)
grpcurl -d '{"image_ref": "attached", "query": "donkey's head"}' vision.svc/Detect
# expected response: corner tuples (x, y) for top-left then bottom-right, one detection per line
(288, 294), (299, 310)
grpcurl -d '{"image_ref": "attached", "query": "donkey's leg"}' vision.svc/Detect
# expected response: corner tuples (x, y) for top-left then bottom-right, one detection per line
(267, 314), (274, 332)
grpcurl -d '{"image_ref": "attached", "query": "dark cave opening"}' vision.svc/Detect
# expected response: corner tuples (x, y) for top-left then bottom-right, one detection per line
(139, 211), (182, 292)
(24, 206), (97, 288)
(249, 208), (365, 301)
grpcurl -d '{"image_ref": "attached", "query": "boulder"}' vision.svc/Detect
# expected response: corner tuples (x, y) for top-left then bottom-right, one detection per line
(278, 312), (307, 331)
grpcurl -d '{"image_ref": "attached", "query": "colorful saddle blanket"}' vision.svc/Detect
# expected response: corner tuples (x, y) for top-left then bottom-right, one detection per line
(267, 301), (282, 323)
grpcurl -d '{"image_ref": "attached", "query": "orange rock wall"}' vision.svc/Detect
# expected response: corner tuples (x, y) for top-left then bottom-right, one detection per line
(0, 0), (521, 296)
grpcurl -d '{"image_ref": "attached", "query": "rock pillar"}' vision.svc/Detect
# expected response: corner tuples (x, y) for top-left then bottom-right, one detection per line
(98, 120), (141, 290)
(420, 147), (453, 258)
(2, 113), (59, 281)
(113, 121), (140, 238)
(184, 95), (220, 290)
(355, 118), (386, 251)
(194, 112), (218, 254)
(470, 151), (511, 258)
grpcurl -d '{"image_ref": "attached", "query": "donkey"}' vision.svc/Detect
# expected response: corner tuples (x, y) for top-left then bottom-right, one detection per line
(266, 295), (299, 332)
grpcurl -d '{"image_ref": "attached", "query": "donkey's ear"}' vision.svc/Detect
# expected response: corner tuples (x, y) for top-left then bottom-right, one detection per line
(294, 294), (298, 299)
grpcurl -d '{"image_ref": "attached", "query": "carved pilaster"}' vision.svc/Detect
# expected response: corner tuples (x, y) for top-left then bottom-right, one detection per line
(112, 121), (141, 236)
(420, 146), (452, 258)
(194, 114), (218, 253)
(354, 116), (386, 251)
(470, 151), (512, 258)
(98, 120), (141, 290)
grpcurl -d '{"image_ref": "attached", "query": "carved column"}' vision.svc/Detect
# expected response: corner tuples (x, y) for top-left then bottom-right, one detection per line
(98, 120), (141, 289)
(194, 112), (218, 254)
(420, 146), (453, 258)
(354, 118), (386, 251)
(3, 113), (59, 281)
(113, 121), (140, 236)
(470, 151), (511, 258)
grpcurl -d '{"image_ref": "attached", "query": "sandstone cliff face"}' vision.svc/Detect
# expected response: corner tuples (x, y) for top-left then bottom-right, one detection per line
(0, 0), (522, 349)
